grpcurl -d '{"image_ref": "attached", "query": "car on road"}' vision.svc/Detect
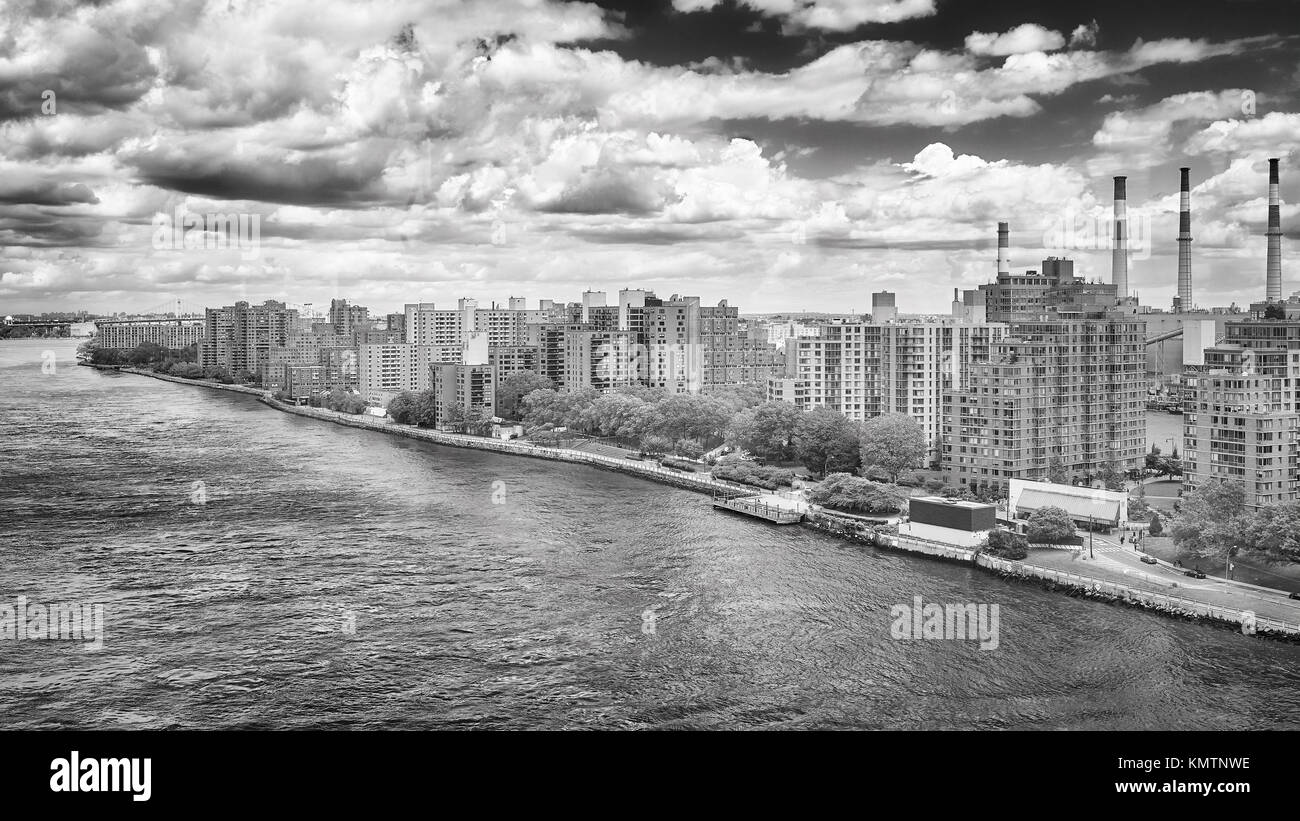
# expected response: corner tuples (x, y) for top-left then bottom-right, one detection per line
(1184, 570), (1207, 579)
(1289, 592), (1300, 601)
(1140, 555), (1159, 565)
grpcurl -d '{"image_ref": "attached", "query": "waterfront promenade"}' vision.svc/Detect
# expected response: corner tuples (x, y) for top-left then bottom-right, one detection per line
(104, 365), (1300, 640)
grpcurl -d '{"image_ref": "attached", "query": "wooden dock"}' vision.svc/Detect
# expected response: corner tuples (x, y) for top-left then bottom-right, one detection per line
(712, 495), (805, 524)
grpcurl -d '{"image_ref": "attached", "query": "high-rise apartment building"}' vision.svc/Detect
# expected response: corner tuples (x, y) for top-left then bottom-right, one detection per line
(941, 316), (1146, 489)
(1183, 345), (1300, 508)
(198, 300), (299, 381)
(700, 301), (784, 391)
(1182, 317), (1300, 508)
(329, 299), (370, 335)
(562, 326), (639, 392)
(783, 320), (1007, 461)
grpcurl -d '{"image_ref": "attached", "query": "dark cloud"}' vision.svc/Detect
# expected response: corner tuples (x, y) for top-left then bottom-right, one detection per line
(0, 180), (100, 206)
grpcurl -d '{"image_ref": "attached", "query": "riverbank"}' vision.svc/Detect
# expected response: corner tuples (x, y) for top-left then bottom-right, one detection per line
(103, 364), (1300, 641)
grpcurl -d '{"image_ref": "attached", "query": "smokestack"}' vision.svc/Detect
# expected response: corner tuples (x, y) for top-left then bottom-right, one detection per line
(997, 221), (1009, 277)
(1267, 158), (1282, 302)
(1112, 176), (1129, 298)
(1177, 168), (1192, 312)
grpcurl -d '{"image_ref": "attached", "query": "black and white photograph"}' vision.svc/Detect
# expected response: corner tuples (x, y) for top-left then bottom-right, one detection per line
(2, 0), (1298, 802)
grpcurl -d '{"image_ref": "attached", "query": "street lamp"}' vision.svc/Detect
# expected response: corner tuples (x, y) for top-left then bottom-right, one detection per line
(1087, 513), (1094, 559)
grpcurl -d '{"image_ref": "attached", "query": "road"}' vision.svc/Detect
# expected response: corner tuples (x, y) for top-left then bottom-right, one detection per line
(1029, 528), (1300, 627)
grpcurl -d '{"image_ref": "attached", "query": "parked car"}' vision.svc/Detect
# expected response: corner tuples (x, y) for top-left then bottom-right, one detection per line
(1140, 555), (1159, 565)
(1289, 592), (1300, 601)
(1184, 570), (1207, 579)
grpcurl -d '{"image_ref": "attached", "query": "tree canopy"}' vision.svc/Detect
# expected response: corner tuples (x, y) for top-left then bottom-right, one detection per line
(1170, 479), (1247, 563)
(859, 413), (927, 481)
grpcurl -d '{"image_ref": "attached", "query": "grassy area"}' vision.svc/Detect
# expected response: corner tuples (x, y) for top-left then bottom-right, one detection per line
(1141, 536), (1300, 594)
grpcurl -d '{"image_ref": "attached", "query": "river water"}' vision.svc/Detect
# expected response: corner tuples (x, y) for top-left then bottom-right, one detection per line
(3, 339), (1299, 730)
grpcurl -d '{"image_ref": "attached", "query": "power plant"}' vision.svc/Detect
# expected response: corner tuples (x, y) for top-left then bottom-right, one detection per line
(1176, 167), (1192, 311)
(1267, 157), (1282, 302)
(996, 221), (1010, 277)
(1112, 176), (1129, 298)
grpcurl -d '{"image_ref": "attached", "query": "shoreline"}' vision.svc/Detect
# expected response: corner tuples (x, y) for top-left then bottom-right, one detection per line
(97, 363), (1300, 641)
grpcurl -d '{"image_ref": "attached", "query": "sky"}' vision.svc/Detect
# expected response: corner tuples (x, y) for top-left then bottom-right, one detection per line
(1, 0), (1299, 317)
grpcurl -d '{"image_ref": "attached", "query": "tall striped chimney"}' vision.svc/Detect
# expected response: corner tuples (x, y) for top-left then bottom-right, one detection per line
(997, 221), (1010, 277)
(1267, 158), (1282, 302)
(1177, 167), (1192, 311)
(1112, 176), (1129, 298)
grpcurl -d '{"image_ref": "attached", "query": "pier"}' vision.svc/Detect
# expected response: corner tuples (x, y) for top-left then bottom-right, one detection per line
(712, 493), (805, 524)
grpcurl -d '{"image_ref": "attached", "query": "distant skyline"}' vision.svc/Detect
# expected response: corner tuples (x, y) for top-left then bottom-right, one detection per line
(2, 0), (1299, 315)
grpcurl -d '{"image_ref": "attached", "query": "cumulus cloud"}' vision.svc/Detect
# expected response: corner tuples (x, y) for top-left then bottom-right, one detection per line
(672, 0), (938, 31)
(1070, 20), (1100, 48)
(1185, 111), (1300, 157)
(0, 0), (1289, 314)
(965, 24), (1066, 57)
(1089, 89), (1252, 173)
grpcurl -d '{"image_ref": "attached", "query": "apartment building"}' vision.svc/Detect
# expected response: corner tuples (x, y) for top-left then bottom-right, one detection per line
(941, 317), (1147, 490)
(431, 333), (495, 427)
(356, 342), (459, 407)
(764, 319), (819, 353)
(404, 298), (572, 348)
(700, 301), (784, 391)
(198, 300), (299, 381)
(783, 321), (1007, 461)
(562, 326), (638, 392)
(328, 299), (370, 335)
(488, 346), (540, 379)
(643, 295), (703, 393)
(1183, 345), (1300, 508)
(96, 317), (204, 351)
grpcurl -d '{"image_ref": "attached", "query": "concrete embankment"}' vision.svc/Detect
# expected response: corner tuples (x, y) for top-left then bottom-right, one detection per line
(103, 365), (1300, 640)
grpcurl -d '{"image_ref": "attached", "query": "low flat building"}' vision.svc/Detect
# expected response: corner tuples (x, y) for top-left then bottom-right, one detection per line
(1006, 479), (1127, 530)
(898, 497), (997, 548)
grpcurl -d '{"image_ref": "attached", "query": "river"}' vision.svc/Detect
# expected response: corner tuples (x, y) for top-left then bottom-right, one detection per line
(2, 338), (1299, 729)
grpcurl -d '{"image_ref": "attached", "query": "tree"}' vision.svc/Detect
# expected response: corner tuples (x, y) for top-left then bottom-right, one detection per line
(726, 401), (800, 462)
(387, 392), (418, 424)
(1047, 454), (1068, 484)
(1147, 511), (1163, 536)
(675, 438), (705, 459)
(794, 407), (860, 476)
(1128, 482), (1151, 521)
(580, 393), (646, 439)
(1264, 303), (1286, 320)
(638, 394), (732, 450)
(1170, 479), (1246, 564)
(708, 383), (767, 413)
(809, 473), (907, 515)
(859, 414), (927, 482)
(128, 341), (167, 366)
(410, 390), (439, 428)
(1098, 449), (1125, 491)
(640, 435), (673, 455)
(169, 361), (203, 379)
(462, 405), (493, 436)
(984, 530), (1029, 560)
(324, 387), (366, 414)
(1027, 506), (1076, 543)
(495, 371), (554, 420)
(1238, 502), (1300, 563)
